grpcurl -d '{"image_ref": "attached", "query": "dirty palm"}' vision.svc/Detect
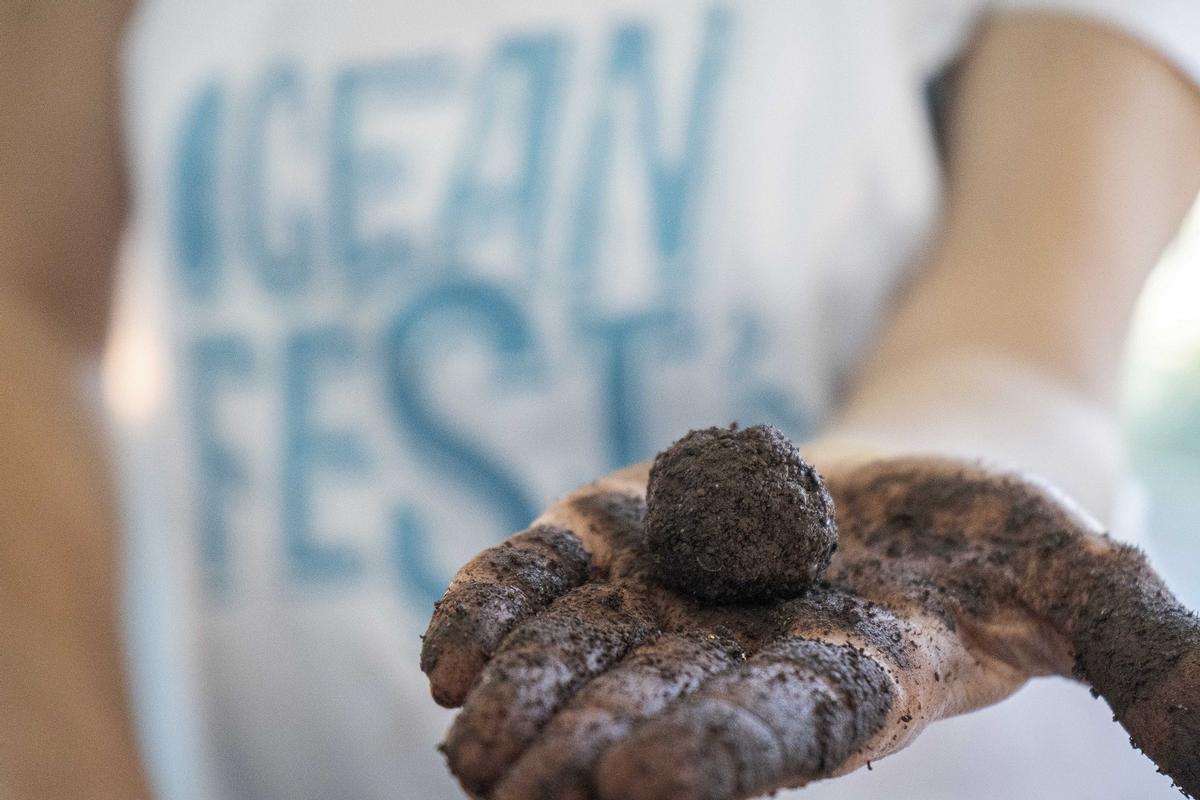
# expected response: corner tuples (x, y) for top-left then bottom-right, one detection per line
(420, 425), (1200, 799)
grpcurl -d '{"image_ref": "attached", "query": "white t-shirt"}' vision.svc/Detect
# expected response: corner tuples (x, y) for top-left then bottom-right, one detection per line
(110, 2), (1200, 798)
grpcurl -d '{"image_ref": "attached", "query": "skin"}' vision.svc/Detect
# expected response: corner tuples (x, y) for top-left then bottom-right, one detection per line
(0, 2), (148, 798)
(423, 458), (1200, 799)
(829, 13), (1200, 515)
(1, 6), (1199, 800)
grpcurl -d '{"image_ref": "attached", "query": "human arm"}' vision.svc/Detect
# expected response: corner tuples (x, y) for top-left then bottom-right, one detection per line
(825, 11), (1200, 519)
(420, 12), (1200, 800)
(0, 1), (151, 797)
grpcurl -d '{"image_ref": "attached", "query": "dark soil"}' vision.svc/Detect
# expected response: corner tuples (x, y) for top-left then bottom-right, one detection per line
(644, 424), (838, 602)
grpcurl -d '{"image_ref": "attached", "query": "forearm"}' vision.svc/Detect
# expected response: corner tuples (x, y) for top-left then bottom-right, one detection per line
(819, 14), (1200, 523)
(0, 296), (150, 799)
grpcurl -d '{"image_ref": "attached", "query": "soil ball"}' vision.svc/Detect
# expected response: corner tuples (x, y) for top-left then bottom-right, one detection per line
(644, 424), (837, 602)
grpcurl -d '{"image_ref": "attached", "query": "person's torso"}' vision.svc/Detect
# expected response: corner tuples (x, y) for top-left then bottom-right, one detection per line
(113, 2), (1180, 798)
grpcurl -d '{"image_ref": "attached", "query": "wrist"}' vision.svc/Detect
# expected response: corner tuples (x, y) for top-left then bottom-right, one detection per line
(821, 349), (1125, 523)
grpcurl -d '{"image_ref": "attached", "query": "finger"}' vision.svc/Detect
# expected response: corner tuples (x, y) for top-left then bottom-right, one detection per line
(493, 633), (745, 800)
(596, 638), (895, 800)
(442, 582), (658, 797)
(936, 467), (1200, 794)
(1045, 541), (1200, 797)
(420, 525), (591, 707)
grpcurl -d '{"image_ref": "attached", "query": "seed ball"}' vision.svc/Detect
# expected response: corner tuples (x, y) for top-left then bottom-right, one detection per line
(644, 424), (838, 602)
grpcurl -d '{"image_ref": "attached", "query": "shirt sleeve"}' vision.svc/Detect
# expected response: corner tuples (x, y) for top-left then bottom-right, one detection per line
(991, 0), (1200, 88)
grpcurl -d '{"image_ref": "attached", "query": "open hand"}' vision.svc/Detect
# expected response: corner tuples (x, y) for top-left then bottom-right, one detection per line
(420, 456), (1200, 799)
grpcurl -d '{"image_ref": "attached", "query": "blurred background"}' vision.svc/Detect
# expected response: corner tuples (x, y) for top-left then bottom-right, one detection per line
(1125, 196), (1200, 610)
